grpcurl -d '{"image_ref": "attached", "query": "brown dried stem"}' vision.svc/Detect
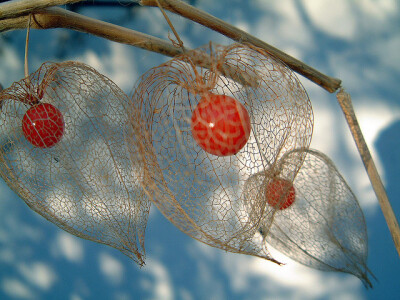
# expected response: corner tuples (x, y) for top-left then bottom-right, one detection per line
(24, 13), (31, 79)
(337, 89), (400, 257)
(2, 0), (341, 92)
(140, 0), (341, 93)
(0, 8), (257, 87)
(0, 7), (185, 58)
(154, 0), (185, 50)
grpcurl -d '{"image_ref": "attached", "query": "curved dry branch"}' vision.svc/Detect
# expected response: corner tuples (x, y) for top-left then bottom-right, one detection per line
(140, 0), (341, 93)
(1, 0), (341, 93)
(0, 7), (259, 88)
(0, 7), (184, 58)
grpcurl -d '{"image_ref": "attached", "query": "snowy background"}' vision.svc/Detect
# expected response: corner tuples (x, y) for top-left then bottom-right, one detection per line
(0, 0), (400, 299)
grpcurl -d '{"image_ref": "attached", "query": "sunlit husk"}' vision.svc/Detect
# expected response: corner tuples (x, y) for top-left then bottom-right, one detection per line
(130, 43), (313, 261)
(0, 61), (149, 265)
(251, 149), (373, 287)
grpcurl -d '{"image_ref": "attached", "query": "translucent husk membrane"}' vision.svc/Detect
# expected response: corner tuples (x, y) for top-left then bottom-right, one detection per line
(0, 61), (149, 266)
(247, 149), (373, 287)
(129, 43), (314, 262)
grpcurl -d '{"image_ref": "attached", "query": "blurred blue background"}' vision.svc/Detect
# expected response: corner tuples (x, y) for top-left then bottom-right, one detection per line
(1, 0), (399, 299)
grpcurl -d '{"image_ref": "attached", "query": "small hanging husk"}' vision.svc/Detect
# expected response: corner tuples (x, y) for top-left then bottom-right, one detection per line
(248, 149), (374, 287)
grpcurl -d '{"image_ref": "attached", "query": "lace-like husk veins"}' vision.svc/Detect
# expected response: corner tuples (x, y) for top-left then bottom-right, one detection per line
(130, 43), (313, 262)
(0, 61), (150, 266)
(250, 149), (373, 287)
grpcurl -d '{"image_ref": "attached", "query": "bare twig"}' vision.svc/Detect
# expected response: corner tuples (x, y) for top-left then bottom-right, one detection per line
(0, 0), (84, 20)
(140, 0), (341, 93)
(337, 89), (400, 257)
(0, 7), (184, 57)
(0, 7), (257, 87)
(155, 0), (185, 50)
(24, 13), (31, 79)
(1, 0), (341, 93)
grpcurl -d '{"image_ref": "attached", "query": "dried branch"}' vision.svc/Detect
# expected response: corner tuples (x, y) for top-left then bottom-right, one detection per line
(0, 7), (184, 57)
(337, 89), (400, 257)
(2, 0), (341, 92)
(0, 0), (84, 20)
(0, 8), (258, 87)
(1, 0), (341, 93)
(140, 0), (341, 93)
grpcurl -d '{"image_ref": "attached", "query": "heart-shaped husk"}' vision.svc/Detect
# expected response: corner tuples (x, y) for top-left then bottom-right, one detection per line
(129, 43), (313, 262)
(0, 61), (150, 266)
(249, 149), (374, 287)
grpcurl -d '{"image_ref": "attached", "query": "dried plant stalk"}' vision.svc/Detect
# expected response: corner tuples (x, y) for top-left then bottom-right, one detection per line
(247, 149), (373, 287)
(337, 89), (400, 257)
(140, 0), (341, 93)
(129, 43), (313, 262)
(0, 3), (341, 92)
(0, 61), (149, 265)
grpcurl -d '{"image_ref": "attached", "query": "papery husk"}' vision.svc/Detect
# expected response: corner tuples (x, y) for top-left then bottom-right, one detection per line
(129, 43), (313, 262)
(248, 149), (374, 287)
(0, 61), (149, 265)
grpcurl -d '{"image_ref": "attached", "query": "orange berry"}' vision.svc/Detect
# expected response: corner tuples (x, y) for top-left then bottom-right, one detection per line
(191, 94), (251, 156)
(22, 103), (64, 148)
(266, 178), (296, 210)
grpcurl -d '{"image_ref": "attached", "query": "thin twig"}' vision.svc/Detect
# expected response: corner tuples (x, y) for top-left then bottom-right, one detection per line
(140, 0), (341, 93)
(0, 7), (184, 57)
(1, 0), (341, 93)
(0, 7), (256, 87)
(155, 0), (185, 50)
(0, 0), (84, 20)
(24, 13), (31, 79)
(337, 89), (400, 258)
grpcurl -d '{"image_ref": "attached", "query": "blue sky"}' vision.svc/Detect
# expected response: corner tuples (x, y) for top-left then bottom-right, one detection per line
(0, 0), (400, 299)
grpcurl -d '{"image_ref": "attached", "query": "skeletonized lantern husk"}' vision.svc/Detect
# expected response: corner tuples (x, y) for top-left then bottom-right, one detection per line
(130, 43), (313, 262)
(0, 61), (149, 266)
(248, 149), (373, 287)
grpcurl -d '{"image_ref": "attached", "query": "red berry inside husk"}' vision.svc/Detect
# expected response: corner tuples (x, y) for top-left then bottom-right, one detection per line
(191, 94), (251, 156)
(22, 103), (65, 148)
(266, 178), (296, 210)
